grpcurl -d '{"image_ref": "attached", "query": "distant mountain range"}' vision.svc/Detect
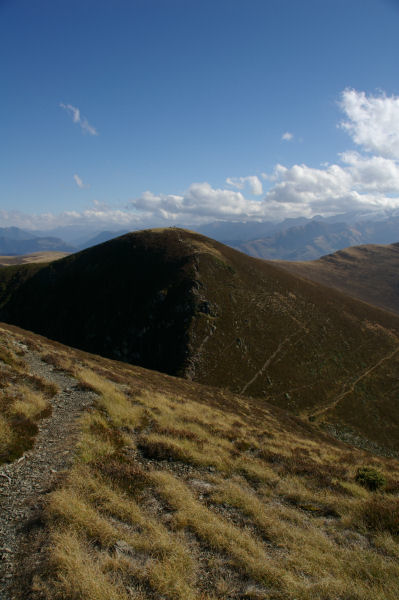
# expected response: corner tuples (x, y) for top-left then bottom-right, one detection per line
(230, 217), (399, 260)
(0, 227), (74, 255)
(3, 211), (399, 260)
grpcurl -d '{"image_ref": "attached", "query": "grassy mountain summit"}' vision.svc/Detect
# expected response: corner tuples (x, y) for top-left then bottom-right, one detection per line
(1, 228), (399, 452)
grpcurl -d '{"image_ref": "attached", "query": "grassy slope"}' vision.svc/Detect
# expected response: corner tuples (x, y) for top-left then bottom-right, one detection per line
(0, 251), (70, 266)
(185, 236), (399, 453)
(274, 243), (399, 316)
(1, 229), (399, 452)
(1, 323), (399, 600)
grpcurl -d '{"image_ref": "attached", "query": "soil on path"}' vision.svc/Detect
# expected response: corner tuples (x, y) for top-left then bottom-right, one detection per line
(0, 348), (95, 599)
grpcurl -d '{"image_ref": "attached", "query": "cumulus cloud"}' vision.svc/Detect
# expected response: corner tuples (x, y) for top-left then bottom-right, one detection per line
(60, 103), (98, 136)
(226, 175), (263, 195)
(73, 174), (89, 189)
(282, 132), (293, 141)
(340, 152), (399, 193)
(262, 162), (390, 220)
(129, 182), (265, 221)
(340, 89), (399, 159)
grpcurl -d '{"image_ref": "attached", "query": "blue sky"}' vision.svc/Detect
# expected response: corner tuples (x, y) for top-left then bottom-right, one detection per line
(2, 0), (399, 230)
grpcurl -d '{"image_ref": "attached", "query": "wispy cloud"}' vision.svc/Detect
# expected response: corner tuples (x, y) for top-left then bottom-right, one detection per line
(73, 174), (89, 189)
(282, 131), (293, 141)
(60, 103), (98, 136)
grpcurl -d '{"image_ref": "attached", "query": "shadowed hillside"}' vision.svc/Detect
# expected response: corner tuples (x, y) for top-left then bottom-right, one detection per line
(1, 323), (399, 600)
(274, 243), (399, 316)
(1, 229), (399, 452)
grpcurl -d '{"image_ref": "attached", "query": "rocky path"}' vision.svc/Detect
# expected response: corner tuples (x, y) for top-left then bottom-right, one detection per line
(0, 350), (95, 599)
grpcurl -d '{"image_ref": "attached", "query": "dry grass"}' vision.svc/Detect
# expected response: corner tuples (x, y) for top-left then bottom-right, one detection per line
(31, 363), (399, 600)
(0, 328), (54, 463)
(11, 386), (48, 420)
(41, 350), (76, 374)
(1, 323), (399, 599)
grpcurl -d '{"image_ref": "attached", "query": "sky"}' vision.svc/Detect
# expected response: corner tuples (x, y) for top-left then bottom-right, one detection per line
(2, 0), (399, 231)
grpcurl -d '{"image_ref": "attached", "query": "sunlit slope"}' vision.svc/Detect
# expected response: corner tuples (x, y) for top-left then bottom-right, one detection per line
(1, 323), (399, 600)
(0, 251), (70, 266)
(274, 242), (399, 316)
(1, 229), (399, 451)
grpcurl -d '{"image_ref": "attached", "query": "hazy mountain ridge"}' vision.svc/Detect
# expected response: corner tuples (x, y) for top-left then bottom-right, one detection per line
(234, 217), (399, 260)
(5, 211), (399, 260)
(0, 227), (74, 256)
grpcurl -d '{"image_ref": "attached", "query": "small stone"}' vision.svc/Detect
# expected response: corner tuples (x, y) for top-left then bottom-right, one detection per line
(114, 540), (134, 555)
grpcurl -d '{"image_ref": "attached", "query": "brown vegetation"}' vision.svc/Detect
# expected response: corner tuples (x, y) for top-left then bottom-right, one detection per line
(275, 242), (399, 315)
(0, 324), (396, 599)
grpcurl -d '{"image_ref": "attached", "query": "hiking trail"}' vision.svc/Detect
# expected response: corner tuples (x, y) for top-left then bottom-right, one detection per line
(0, 346), (95, 600)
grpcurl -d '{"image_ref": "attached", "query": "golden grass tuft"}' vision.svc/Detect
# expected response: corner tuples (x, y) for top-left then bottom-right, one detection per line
(11, 386), (48, 420)
(40, 530), (130, 600)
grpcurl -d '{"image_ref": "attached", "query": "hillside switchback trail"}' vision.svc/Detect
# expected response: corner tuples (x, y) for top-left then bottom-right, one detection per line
(0, 347), (95, 600)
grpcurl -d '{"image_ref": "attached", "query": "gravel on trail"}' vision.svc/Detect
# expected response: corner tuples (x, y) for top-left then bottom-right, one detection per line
(0, 347), (95, 599)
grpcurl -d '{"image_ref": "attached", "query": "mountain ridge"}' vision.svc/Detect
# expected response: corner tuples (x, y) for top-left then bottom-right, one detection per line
(1, 228), (399, 453)
(274, 242), (399, 316)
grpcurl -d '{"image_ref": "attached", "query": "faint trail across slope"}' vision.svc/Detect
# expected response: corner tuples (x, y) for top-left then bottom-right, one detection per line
(310, 345), (399, 420)
(0, 349), (95, 600)
(240, 326), (307, 395)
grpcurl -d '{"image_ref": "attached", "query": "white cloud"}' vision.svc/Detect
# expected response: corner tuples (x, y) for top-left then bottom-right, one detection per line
(262, 162), (378, 219)
(282, 132), (293, 141)
(340, 151), (399, 193)
(226, 175), (263, 195)
(60, 103), (98, 136)
(339, 89), (399, 159)
(73, 174), (89, 189)
(129, 182), (265, 221)
(80, 118), (98, 136)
